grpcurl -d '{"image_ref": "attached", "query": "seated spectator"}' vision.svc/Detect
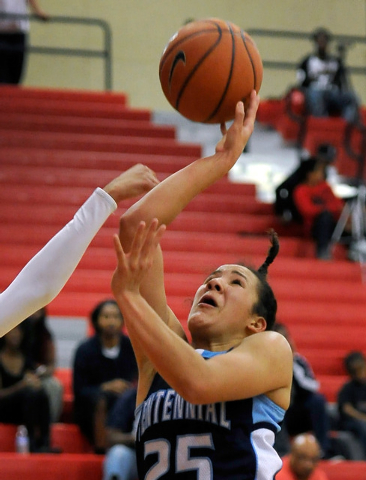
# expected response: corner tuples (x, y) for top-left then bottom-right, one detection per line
(297, 27), (359, 122)
(276, 433), (328, 480)
(0, 325), (57, 452)
(274, 323), (331, 458)
(22, 307), (63, 422)
(73, 299), (138, 454)
(274, 144), (337, 225)
(293, 156), (344, 260)
(103, 387), (138, 480)
(337, 351), (366, 458)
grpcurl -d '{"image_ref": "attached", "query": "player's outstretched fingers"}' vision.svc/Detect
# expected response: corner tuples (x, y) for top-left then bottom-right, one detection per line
(140, 219), (166, 267)
(243, 91), (260, 126)
(233, 100), (245, 126)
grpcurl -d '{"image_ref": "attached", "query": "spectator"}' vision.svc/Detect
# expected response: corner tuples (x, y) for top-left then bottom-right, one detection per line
(0, 0), (49, 84)
(103, 387), (138, 480)
(22, 307), (63, 423)
(276, 433), (328, 480)
(0, 325), (58, 452)
(274, 144), (337, 225)
(274, 323), (331, 458)
(297, 27), (359, 122)
(73, 299), (138, 454)
(293, 156), (344, 260)
(337, 351), (366, 458)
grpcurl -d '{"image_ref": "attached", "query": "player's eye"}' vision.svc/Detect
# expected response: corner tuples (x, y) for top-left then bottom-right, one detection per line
(231, 279), (243, 287)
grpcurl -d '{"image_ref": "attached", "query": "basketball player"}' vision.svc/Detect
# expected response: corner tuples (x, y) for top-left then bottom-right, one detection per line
(111, 91), (293, 480)
(0, 164), (158, 337)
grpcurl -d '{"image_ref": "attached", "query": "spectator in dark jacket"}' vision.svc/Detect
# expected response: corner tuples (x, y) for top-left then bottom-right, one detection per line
(337, 351), (366, 458)
(297, 27), (359, 122)
(274, 323), (331, 458)
(73, 299), (138, 454)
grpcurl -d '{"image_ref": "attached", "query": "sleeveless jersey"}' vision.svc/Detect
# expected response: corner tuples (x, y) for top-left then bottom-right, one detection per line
(135, 349), (285, 480)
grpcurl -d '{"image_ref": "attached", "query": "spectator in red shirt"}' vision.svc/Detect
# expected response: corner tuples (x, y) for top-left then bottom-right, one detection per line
(293, 157), (344, 260)
(277, 433), (329, 480)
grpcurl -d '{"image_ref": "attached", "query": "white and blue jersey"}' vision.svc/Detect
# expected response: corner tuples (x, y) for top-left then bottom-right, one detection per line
(135, 349), (285, 480)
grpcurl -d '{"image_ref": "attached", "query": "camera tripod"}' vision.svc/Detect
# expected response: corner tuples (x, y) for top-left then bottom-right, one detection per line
(331, 182), (366, 282)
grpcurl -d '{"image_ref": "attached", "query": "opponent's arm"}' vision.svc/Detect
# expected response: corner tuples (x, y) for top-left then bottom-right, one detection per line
(0, 164), (158, 337)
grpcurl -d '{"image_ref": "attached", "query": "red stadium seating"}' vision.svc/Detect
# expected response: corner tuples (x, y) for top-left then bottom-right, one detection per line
(1, 86), (366, 476)
(0, 453), (103, 480)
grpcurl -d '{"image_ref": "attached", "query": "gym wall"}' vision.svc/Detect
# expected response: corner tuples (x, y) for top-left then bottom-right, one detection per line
(25, 0), (366, 110)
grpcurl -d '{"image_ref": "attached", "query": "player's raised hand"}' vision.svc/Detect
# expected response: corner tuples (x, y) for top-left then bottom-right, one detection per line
(215, 90), (260, 161)
(111, 219), (166, 297)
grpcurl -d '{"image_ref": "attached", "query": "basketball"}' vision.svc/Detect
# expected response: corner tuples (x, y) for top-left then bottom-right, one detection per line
(159, 18), (263, 124)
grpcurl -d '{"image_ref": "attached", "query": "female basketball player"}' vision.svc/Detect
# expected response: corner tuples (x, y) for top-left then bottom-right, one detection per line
(0, 164), (158, 337)
(111, 91), (293, 480)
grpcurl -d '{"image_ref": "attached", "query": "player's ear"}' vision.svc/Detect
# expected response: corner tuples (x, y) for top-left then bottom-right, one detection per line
(248, 316), (267, 333)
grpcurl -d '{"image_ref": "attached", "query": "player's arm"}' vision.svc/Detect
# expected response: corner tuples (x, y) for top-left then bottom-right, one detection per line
(0, 164), (158, 337)
(118, 93), (260, 328)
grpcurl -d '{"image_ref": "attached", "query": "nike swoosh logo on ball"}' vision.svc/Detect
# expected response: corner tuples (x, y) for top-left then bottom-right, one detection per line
(169, 50), (186, 90)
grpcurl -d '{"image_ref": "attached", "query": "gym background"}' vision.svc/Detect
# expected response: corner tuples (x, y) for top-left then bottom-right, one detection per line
(24, 0), (366, 111)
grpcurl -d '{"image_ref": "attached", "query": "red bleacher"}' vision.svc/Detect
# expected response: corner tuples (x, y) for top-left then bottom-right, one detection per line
(258, 97), (366, 180)
(1, 85), (366, 478)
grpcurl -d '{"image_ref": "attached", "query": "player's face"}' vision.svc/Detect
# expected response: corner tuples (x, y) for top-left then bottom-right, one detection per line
(188, 264), (260, 339)
(97, 303), (123, 336)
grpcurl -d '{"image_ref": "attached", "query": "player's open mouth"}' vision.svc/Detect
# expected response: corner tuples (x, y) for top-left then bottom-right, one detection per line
(198, 294), (217, 307)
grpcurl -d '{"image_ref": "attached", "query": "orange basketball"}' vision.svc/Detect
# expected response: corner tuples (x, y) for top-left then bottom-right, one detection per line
(159, 18), (263, 124)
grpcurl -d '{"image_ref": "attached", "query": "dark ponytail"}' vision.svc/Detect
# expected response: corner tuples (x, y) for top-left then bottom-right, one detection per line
(258, 229), (280, 277)
(246, 230), (279, 331)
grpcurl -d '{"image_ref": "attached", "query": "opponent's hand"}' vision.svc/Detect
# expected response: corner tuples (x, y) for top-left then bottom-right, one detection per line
(104, 164), (159, 204)
(111, 219), (166, 296)
(215, 91), (260, 162)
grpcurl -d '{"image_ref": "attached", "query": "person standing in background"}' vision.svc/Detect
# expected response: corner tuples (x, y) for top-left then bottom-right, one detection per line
(0, 0), (49, 84)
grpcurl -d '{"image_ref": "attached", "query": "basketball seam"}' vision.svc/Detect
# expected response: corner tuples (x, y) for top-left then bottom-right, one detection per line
(241, 31), (257, 91)
(205, 21), (236, 123)
(175, 22), (223, 113)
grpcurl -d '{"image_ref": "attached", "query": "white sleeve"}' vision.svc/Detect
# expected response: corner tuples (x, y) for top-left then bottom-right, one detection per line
(0, 187), (117, 337)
